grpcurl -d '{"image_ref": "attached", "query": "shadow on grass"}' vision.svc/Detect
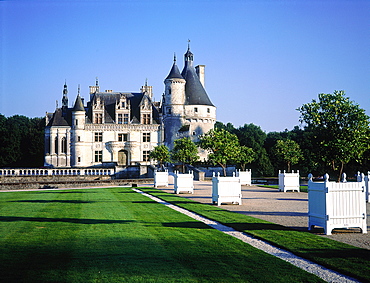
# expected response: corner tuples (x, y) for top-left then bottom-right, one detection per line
(10, 200), (95, 204)
(162, 221), (211, 229)
(235, 210), (308, 217)
(0, 216), (135, 225)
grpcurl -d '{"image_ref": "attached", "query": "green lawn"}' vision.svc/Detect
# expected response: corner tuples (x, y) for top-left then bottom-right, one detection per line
(0, 187), (324, 283)
(143, 188), (370, 282)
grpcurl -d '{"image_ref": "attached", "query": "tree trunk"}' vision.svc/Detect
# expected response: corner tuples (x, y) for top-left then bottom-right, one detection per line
(220, 164), (227, 177)
(337, 161), (344, 182)
(287, 161), (291, 173)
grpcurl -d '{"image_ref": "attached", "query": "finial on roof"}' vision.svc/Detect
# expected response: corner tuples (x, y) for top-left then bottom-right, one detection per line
(145, 78), (148, 86)
(187, 39), (191, 50)
(78, 84), (80, 96)
(174, 53), (176, 63)
(96, 77), (99, 86)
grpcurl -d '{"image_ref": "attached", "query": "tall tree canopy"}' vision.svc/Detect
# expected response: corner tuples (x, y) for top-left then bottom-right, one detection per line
(198, 129), (240, 176)
(171, 137), (199, 173)
(149, 144), (171, 170)
(297, 91), (370, 181)
(273, 139), (303, 172)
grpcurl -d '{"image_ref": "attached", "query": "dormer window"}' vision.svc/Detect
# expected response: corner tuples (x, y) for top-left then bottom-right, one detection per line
(121, 101), (125, 108)
(94, 113), (103, 124)
(142, 113), (151, 124)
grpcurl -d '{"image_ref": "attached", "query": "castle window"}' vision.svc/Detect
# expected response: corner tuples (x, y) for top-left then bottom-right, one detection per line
(192, 131), (196, 136)
(194, 107), (198, 113)
(94, 113), (103, 124)
(94, 151), (102, 162)
(78, 157), (81, 163)
(143, 132), (150, 142)
(94, 132), (103, 142)
(118, 133), (128, 142)
(75, 119), (78, 126)
(61, 137), (67, 154)
(143, 150), (150, 161)
(124, 113), (129, 124)
(118, 114), (123, 124)
(142, 114), (151, 124)
(207, 108), (210, 113)
(167, 108), (171, 114)
(54, 137), (58, 154)
(78, 136), (81, 142)
(122, 101), (125, 108)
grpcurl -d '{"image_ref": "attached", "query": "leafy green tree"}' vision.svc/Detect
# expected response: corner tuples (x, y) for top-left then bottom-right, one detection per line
(273, 139), (303, 172)
(297, 91), (370, 181)
(149, 145), (171, 170)
(237, 146), (255, 171)
(171, 137), (199, 173)
(198, 129), (240, 176)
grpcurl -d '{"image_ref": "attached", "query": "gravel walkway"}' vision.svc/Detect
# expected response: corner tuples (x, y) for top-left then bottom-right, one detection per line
(156, 177), (370, 251)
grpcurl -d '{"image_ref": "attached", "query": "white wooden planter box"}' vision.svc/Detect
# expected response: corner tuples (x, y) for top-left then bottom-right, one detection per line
(308, 173), (367, 235)
(236, 169), (252, 186)
(278, 170), (300, 192)
(357, 172), (370, 202)
(212, 172), (242, 205)
(174, 171), (194, 194)
(154, 170), (169, 188)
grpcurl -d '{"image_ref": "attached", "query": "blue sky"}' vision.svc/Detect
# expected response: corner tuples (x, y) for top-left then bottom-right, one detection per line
(1, 0), (369, 133)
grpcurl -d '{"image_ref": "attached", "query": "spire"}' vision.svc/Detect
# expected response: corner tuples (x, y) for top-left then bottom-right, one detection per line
(165, 54), (184, 80)
(184, 39), (193, 66)
(73, 94), (85, 112)
(62, 80), (68, 108)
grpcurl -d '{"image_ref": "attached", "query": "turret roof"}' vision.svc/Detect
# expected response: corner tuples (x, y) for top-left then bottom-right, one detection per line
(165, 58), (184, 80)
(72, 95), (85, 112)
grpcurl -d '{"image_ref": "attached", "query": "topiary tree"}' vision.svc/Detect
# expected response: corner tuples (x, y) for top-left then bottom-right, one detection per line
(273, 139), (303, 173)
(149, 145), (171, 171)
(171, 137), (199, 173)
(237, 146), (255, 171)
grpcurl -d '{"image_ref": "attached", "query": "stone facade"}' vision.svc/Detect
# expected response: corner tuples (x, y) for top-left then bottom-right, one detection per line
(44, 46), (216, 168)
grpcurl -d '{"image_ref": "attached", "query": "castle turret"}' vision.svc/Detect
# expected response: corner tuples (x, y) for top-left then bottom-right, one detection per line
(162, 55), (186, 149)
(71, 91), (86, 166)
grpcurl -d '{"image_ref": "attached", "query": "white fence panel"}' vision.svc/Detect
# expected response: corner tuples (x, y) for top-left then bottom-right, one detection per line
(212, 172), (242, 206)
(278, 170), (300, 192)
(357, 171), (370, 202)
(154, 170), (169, 188)
(174, 171), (194, 194)
(308, 173), (367, 235)
(236, 169), (252, 186)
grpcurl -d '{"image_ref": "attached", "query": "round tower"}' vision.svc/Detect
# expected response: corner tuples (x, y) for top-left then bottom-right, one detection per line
(71, 93), (86, 167)
(162, 55), (186, 149)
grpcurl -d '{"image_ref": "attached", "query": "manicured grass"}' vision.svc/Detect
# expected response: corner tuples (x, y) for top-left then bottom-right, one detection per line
(0, 188), (324, 282)
(259, 185), (308, 192)
(142, 188), (370, 282)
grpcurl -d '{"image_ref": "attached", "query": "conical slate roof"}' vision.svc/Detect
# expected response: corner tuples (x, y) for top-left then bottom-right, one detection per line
(166, 61), (184, 80)
(181, 47), (214, 106)
(72, 95), (85, 111)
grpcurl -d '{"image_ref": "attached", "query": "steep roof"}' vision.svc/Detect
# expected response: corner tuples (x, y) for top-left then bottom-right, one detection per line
(72, 95), (85, 112)
(181, 48), (214, 106)
(166, 60), (184, 80)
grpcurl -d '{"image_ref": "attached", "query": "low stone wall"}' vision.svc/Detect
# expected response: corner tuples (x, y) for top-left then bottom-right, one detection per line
(0, 175), (154, 190)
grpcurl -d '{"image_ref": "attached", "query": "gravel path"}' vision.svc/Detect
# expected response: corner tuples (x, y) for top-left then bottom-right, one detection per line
(134, 188), (360, 283)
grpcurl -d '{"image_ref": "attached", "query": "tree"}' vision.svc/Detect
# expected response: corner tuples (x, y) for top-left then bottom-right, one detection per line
(273, 139), (303, 172)
(198, 129), (240, 176)
(171, 137), (199, 173)
(297, 91), (370, 181)
(149, 145), (171, 170)
(236, 146), (255, 171)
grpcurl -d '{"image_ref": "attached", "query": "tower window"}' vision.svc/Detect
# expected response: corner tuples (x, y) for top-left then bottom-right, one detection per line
(207, 108), (210, 113)
(194, 107), (198, 113)
(61, 137), (67, 153)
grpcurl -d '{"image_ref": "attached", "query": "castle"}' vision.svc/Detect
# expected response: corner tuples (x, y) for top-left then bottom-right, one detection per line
(44, 46), (216, 168)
